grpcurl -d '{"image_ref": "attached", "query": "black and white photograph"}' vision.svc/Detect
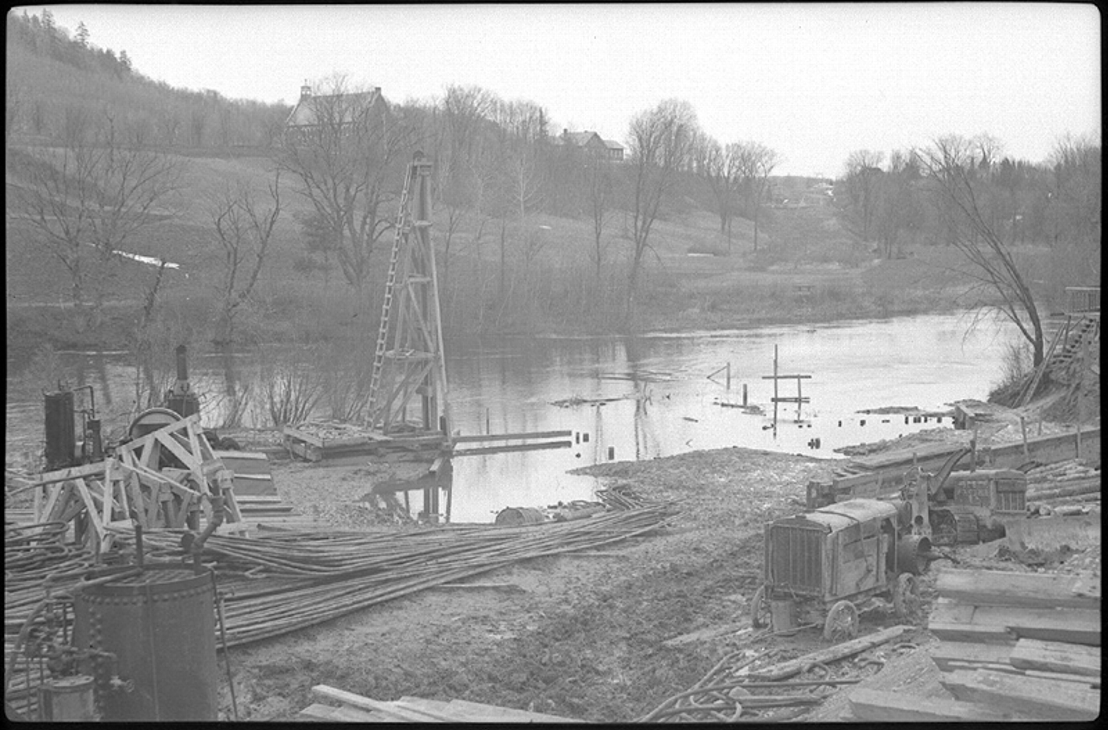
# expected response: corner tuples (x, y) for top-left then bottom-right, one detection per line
(5, 3), (1100, 722)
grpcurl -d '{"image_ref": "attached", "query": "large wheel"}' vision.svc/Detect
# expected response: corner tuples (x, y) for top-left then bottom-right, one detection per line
(893, 573), (922, 622)
(823, 600), (859, 642)
(751, 584), (771, 629)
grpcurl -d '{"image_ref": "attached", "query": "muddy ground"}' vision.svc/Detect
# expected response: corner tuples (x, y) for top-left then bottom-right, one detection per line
(203, 396), (1099, 722)
(224, 448), (834, 721)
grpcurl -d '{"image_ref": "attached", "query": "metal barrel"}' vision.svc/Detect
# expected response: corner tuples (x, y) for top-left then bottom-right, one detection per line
(494, 507), (545, 526)
(73, 564), (219, 721)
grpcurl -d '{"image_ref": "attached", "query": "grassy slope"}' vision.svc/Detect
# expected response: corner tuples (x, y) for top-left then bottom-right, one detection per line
(6, 149), (994, 355)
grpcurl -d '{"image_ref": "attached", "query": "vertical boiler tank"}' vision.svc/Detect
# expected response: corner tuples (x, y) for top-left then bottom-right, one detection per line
(73, 565), (219, 721)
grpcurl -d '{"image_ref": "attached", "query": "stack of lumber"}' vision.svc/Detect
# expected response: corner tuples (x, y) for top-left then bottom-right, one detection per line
(1025, 458), (1101, 509)
(925, 567), (1100, 720)
(298, 685), (580, 722)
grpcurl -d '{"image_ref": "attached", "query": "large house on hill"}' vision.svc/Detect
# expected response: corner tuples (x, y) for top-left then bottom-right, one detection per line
(283, 83), (388, 144)
(558, 129), (625, 162)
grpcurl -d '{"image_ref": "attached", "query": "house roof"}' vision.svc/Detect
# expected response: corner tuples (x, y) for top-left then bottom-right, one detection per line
(562, 130), (604, 147)
(285, 88), (384, 128)
(602, 139), (624, 151)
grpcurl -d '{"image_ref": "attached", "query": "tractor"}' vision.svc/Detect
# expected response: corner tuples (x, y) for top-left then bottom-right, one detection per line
(751, 498), (933, 641)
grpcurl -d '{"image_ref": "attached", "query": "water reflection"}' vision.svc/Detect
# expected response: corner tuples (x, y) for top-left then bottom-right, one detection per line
(6, 313), (1023, 523)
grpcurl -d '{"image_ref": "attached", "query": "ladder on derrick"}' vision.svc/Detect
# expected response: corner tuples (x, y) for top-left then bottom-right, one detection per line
(366, 152), (449, 437)
(367, 160), (419, 410)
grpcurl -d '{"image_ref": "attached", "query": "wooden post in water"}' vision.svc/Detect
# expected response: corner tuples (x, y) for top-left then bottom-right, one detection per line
(726, 363), (731, 391)
(742, 383), (748, 407)
(1020, 416), (1029, 460)
(773, 345), (779, 429)
(796, 377), (803, 422)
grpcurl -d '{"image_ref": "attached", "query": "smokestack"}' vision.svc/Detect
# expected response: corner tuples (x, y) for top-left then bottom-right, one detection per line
(176, 345), (189, 383)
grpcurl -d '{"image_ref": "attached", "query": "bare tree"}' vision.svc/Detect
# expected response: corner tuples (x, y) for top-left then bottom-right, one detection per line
(836, 149), (885, 243)
(278, 75), (413, 306)
(695, 135), (745, 250)
(208, 170), (282, 343)
(586, 153), (615, 282)
(729, 141), (780, 252)
(625, 98), (699, 315)
(7, 109), (184, 327)
(916, 135), (1047, 366)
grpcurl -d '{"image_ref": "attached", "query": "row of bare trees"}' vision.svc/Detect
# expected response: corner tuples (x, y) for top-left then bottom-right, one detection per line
(835, 134), (1101, 369)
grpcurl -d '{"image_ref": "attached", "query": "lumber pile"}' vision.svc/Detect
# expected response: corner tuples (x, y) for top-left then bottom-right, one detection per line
(1024, 458), (1101, 511)
(298, 685), (580, 722)
(924, 567), (1100, 720)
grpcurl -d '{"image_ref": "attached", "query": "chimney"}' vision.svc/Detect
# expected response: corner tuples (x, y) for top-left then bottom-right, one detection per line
(300, 82), (312, 100)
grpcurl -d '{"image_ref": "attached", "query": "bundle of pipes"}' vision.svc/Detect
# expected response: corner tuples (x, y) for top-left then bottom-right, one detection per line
(50, 503), (677, 649)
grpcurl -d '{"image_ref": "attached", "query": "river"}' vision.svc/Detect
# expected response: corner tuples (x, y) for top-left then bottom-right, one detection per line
(5, 312), (1021, 522)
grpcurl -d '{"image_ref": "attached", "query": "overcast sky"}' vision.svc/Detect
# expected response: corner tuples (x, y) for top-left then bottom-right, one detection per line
(26, 3), (1102, 177)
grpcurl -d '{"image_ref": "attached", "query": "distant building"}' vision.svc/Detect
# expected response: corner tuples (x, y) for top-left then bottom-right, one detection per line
(283, 83), (388, 145)
(559, 129), (624, 162)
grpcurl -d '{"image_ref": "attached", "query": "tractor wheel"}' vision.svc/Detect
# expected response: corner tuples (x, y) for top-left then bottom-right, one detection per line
(893, 573), (923, 622)
(751, 584), (771, 629)
(823, 600), (859, 642)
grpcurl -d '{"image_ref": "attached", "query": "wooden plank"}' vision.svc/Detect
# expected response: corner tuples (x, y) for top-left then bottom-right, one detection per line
(848, 688), (1012, 722)
(936, 568), (1101, 609)
(311, 685), (447, 722)
(452, 441), (572, 457)
(296, 703), (343, 721)
(1020, 669), (1100, 687)
(928, 641), (1013, 672)
(746, 625), (913, 681)
(941, 669), (1099, 720)
(451, 430), (573, 444)
(928, 600), (1099, 646)
(31, 461), (108, 486)
(441, 698), (581, 723)
(1009, 638), (1100, 677)
(663, 622), (752, 648)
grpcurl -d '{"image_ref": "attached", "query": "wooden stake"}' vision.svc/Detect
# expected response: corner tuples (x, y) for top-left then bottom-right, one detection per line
(1020, 416), (1029, 460)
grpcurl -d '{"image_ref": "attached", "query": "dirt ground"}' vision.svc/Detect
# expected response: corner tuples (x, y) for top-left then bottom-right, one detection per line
(219, 421), (1100, 722)
(223, 448), (832, 722)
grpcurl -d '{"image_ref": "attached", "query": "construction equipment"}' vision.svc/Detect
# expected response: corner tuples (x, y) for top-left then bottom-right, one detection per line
(752, 498), (933, 641)
(367, 151), (450, 440)
(43, 385), (103, 471)
(809, 447), (1027, 546)
(900, 448), (1027, 546)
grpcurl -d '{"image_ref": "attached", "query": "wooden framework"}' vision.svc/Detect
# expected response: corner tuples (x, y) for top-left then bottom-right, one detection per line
(369, 153), (451, 439)
(28, 415), (246, 556)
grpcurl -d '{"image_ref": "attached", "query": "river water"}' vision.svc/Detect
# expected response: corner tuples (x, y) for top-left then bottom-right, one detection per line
(5, 312), (1020, 523)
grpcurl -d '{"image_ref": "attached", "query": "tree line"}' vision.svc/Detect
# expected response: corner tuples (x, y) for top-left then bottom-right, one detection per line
(6, 10), (290, 148)
(836, 134), (1100, 367)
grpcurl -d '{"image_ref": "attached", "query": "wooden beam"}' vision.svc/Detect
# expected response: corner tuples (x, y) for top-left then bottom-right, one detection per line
(941, 669), (1099, 721)
(936, 568), (1101, 609)
(928, 641), (1013, 672)
(1009, 638), (1100, 677)
(311, 685), (447, 722)
(453, 441), (572, 457)
(31, 461), (108, 486)
(848, 688), (1011, 722)
(451, 430), (573, 444)
(929, 600), (1100, 646)
(746, 625), (913, 681)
